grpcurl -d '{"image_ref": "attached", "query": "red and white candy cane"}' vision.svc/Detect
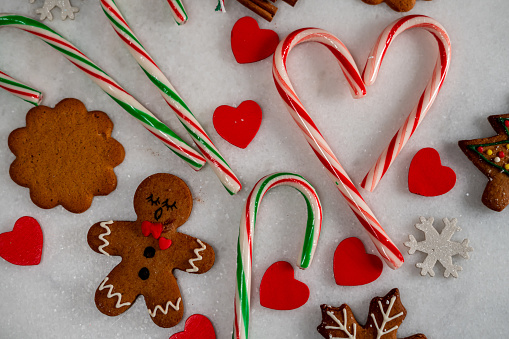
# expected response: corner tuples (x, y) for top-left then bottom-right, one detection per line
(0, 14), (206, 170)
(0, 70), (42, 106)
(234, 172), (322, 339)
(273, 28), (404, 269)
(360, 15), (451, 191)
(101, 0), (241, 194)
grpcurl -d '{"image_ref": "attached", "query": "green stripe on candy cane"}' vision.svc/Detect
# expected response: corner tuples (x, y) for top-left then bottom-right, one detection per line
(0, 71), (42, 106)
(0, 13), (206, 170)
(102, 0), (241, 194)
(233, 172), (322, 339)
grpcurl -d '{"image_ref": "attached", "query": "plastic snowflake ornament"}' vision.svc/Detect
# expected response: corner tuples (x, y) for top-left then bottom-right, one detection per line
(405, 217), (473, 278)
(29, 0), (79, 21)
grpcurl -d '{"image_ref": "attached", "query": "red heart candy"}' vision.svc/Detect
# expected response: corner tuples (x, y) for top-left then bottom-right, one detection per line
(0, 216), (43, 266)
(259, 261), (309, 310)
(169, 314), (216, 339)
(159, 237), (172, 250)
(231, 16), (279, 64)
(213, 100), (262, 149)
(333, 237), (383, 286)
(408, 147), (456, 197)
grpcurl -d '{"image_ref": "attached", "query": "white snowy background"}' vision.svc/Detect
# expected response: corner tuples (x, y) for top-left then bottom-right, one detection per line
(0, 0), (508, 338)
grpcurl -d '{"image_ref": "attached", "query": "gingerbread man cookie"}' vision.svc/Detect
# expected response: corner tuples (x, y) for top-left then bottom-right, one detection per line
(87, 173), (215, 328)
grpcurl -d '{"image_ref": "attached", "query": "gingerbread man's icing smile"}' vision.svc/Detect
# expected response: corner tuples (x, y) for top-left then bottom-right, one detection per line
(87, 173), (215, 328)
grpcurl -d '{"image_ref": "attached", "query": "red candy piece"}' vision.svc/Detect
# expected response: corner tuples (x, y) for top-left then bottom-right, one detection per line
(231, 16), (279, 64)
(259, 261), (309, 310)
(213, 100), (262, 149)
(0, 216), (43, 266)
(169, 314), (216, 339)
(333, 237), (383, 286)
(499, 151), (505, 158)
(159, 237), (172, 250)
(408, 147), (456, 197)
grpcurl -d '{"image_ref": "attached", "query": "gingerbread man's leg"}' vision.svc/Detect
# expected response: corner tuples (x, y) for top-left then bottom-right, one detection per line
(482, 174), (509, 211)
(95, 261), (139, 317)
(143, 273), (184, 328)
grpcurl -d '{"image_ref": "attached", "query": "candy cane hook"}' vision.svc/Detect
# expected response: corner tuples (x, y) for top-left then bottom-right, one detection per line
(234, 173), (322, 339)
(101, 0), (241, 195)
(360, 15), (451, 191)
(0, 14), (206, 170)
(273, 28), (404, 269)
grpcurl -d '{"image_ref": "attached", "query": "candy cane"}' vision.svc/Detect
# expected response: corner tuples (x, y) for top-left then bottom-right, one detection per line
(272, 28), (404, 269)
(166, 0), (226, 25)
(166, 0), (188, 25)
(216, 0), (226, 12)
(234, 172), (322, 339)
(0, 14), (206, 170)
(360, 15), (451, 191)
(101, 0), (241, 195)
(0, 70), (42, 106)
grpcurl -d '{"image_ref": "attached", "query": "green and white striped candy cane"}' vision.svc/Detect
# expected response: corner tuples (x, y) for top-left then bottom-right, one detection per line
(234, 173), (323, 339)
(0, 70), (42, 106)
(166, 0), (225, 25)
(101, 0), (241, 194)
(0, 14), (206, 170)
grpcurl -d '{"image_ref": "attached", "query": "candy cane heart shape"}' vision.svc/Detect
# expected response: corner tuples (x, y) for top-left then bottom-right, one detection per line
(360, 15), (451, 192)
(0, 14), (206, 170)
(273, 28), (404, 269)
(101, 0), (241, 195)
(234, 173), (322, 339)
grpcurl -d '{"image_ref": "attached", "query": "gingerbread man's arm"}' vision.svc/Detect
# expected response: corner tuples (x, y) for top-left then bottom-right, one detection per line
(87, 221), (134, 257)
(172, 233), (215, 274)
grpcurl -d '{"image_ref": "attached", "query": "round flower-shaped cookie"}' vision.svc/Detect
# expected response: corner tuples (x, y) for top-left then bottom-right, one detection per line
(8, 98), (125, 213)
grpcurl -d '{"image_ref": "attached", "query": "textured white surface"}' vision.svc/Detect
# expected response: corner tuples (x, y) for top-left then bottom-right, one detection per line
(0, 0), (508, 338)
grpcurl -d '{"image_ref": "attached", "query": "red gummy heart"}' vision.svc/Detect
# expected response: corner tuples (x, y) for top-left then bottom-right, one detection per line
(259, 261), (309, 310)
(0, 216), (43, 266)
(159, 237), (172, 250)
(231, 16), (279, 64)
(169, 314), (216, 339)
(213, 100), (262, 149)
(408, 147), (456, 197)
(333, 237), (383, 286)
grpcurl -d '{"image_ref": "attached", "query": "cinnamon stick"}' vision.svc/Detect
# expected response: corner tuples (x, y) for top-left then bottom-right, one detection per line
(236, 0), (278, 22)
(282, 0), (298, 6)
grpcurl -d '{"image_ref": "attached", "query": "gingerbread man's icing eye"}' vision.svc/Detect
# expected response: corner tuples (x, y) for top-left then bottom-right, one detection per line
(146, 194), (160, 206)
(162, 199), (177, 211)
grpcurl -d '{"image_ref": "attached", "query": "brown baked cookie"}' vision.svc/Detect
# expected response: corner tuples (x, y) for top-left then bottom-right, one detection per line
(87, 173), (215, 328)
(458, 114), (509, 212)
(317, 288), (427, 339)
(361, 0), (431, 12)
(8, 98), (124, 213)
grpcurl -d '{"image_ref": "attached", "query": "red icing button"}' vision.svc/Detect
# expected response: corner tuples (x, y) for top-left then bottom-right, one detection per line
(169, 314), (216, 339)
(259, 261), (309, 310)
(333, 237), (383, 286)
(477, 146), (483, 152)
(499, 151), (505, 158)
(408, 147), (457, 197)
(505, 120), (509, 127)
(0, 216), (43, 266)
(231, 16), (279, 64)
(213, 100), (262, 149)
(158, 237), (172, 250)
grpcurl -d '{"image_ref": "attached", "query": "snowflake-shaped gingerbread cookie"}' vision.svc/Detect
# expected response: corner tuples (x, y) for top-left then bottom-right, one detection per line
(29, 0), (79, 21)
(404, 217), (473, 278)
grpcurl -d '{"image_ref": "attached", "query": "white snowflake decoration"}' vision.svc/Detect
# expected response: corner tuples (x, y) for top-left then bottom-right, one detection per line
(29, 0), (79, 21)
(404, 217), (473, 278)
